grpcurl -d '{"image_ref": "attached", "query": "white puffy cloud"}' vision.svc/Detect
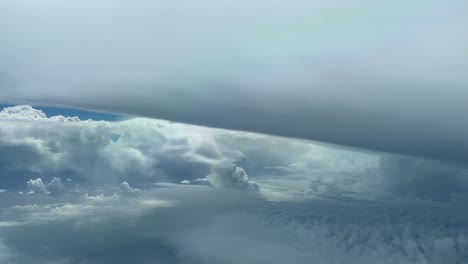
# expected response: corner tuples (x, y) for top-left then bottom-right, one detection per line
(3, 105), (468, 203)
(0, 105), (47, 121)
(25, 177), (65, 195)
(202, 163), (259, 192)
(0, 105), (373, 192)
(119, 181), (139, 193)
(0, 105), (80, 122)
(26, 178), (49, 195)
(0, 105), (468, 263)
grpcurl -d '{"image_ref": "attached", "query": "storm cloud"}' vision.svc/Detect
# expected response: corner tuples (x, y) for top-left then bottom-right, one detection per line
(0, 106), (467, 263)
(1, 1), (468, 161)
(1, 1), (468, 259)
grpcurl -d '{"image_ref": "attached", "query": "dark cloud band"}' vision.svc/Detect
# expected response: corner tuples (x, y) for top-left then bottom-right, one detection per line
(1, 1), (468, 162)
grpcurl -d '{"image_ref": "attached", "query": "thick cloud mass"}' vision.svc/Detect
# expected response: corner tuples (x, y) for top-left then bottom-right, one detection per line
(1, 186), (468, 264)
(1, 1), (468, 161)
(1, 105), (468, 263)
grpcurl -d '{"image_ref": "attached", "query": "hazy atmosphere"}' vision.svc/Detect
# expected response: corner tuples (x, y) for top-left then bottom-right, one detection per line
(2, 0), (468, 161)
(0, 105), (467, 263)
(0, 1), (468, 263)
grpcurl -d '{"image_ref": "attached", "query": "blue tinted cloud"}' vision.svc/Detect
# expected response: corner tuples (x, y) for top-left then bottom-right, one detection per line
(1, 106), (468, 263)
(1, 1), (468, 161)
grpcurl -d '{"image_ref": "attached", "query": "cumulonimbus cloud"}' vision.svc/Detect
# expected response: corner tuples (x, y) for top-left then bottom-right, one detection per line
(2, 105), (468, 203)
(1, 0), (468, 162)
(1, 105), (468, 263)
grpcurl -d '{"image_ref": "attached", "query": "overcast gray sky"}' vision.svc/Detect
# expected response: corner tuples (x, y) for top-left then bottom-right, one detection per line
(1, 0), (468, 161)
(2, 2), (468, 262)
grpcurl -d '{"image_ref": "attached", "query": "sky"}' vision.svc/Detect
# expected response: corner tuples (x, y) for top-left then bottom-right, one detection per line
(0, 104), (123, 121)
(0, 105), (467, 263)
(1, 0), (468, 162)
(0, 1), (468, 263)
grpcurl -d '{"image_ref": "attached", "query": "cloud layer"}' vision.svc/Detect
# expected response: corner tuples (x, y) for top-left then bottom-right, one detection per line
(1, 1), (468, 161)
(1, 105), (468, 201)
(0, 105), (468, 263)
(1, 185), (467, 264)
